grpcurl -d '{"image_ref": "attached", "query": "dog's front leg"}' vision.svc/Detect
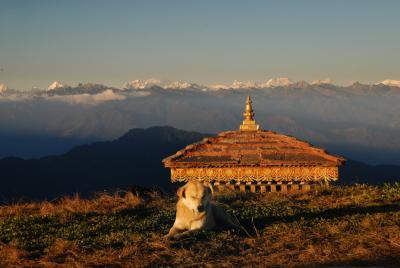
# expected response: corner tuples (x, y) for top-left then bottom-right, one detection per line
(171, 217), (208, 240)
(164, 217), (191, 239)
(164, 225), (184, 239)
(171, 228), (202, 240)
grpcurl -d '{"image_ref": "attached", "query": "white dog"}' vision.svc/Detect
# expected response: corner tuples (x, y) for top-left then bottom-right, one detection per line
(165, 181), (238, 239)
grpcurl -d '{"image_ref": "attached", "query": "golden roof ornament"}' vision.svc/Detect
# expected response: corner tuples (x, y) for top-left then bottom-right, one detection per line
(239, 96), (260, 131)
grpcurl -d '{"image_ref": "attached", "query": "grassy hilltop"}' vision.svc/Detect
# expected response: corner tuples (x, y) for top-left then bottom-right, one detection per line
(1, 183), (400, 267)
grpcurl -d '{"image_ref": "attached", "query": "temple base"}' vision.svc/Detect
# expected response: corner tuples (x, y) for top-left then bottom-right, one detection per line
(211, 181), (328, 193)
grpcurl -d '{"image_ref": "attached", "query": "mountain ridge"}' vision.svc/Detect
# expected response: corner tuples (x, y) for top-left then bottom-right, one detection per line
(4, 77), (400, 92)
(0, 126), (209, 201)
(0, 126), (398, 202)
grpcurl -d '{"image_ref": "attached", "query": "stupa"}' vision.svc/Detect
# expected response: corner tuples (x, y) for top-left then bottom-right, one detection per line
(163, 96), (345, 192)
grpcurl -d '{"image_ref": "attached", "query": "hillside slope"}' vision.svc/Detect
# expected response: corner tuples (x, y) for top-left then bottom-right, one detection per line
(0, 126), (399, 201)
(0, 126), (209, 201)
(0, 184), (399, 267)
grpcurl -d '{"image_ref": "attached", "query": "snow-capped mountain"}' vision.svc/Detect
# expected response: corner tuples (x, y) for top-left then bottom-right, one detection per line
(163, 81), (202, 90)
(123, 79), (202, 90)
(208, 80), (258, 90)
(48, 81), (68, 91)
(231, 80), (258, 89)
(120, 77), (400, 90)
(0, 83), (7, 93)
(123, 79), (161, 90)
(377, 80), (400, 87)
(8, 78), (400, 93)
(210, 78), (293, 90)
(311, 78), (333, 85)
(209, 84), (230, 90)
(260, 77), (293, 88)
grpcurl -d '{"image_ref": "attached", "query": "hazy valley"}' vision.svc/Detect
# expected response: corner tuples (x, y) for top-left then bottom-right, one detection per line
(1, 80), (400, 165)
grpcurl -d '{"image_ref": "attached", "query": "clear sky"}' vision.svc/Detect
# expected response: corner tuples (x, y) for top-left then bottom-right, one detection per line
(1, 0), (400, 89)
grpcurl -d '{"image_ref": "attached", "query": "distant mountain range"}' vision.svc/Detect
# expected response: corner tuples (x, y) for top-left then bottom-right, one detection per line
(1, 80), (400, 165)
(0, 126), (399, 202)
(2, 78), (400, 92)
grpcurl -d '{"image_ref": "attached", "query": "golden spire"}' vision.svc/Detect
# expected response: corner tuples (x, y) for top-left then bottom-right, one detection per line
(239, 96), (260, 131)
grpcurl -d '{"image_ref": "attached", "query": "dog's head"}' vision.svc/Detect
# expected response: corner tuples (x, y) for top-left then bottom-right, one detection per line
(177, 181), (213, 214)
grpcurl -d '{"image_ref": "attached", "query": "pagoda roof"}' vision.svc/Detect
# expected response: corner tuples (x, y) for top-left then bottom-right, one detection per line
(163, 129), (345, 168)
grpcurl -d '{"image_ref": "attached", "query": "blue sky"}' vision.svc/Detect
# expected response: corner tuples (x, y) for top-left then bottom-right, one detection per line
(0, 0), (399, 89)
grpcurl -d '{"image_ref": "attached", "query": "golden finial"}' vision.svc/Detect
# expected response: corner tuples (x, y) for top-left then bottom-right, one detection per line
(240, 96), (260, 131)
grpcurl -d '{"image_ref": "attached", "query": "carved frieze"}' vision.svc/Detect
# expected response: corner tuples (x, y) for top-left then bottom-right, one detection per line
(171, 166), (339, 182)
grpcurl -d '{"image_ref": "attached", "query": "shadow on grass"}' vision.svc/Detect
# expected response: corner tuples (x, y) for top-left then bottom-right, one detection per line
(242, 203), (400, 231)
(315, 254), (400, 268)
(170, 203), (400, 248)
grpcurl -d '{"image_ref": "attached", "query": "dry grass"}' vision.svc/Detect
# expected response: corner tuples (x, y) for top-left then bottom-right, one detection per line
(1, 183), (400, 267)
(0, 191), (141, 219)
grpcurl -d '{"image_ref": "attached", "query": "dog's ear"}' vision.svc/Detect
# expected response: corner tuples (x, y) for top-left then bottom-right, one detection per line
(177, 186), (186, 199)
